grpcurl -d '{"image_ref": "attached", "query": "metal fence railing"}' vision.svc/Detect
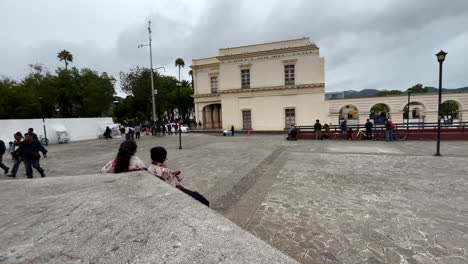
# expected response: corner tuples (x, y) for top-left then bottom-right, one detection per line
(298, 122), (468, 132)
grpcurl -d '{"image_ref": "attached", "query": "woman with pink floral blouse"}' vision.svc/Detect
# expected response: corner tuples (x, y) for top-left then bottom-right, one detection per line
(101, 140), (146, 173)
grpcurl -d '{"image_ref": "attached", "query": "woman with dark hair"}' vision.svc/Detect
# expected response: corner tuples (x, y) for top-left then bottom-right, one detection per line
(147, 146), (209, 206)
(101, 140), (146, 173)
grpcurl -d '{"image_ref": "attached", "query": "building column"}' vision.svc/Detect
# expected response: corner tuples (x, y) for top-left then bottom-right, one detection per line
(213, 105), (219, 128)
(206, 105), (213, 129)
(219, 105), (222, 128)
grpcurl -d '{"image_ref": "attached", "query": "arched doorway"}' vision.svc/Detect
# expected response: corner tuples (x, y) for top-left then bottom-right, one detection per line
(202, 104), (222, 129)
(339, 105), (359, 125)
(441, 100), (461, 124)
(403, 102), (425, 125)
(370, 103), (390, 124)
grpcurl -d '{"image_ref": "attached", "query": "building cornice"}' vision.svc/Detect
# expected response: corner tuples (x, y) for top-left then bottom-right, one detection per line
(193, 93), (222, 99)
(194, 83), (324, 98)
(191, 63), (220, 70)
(216, 45), (318, 61)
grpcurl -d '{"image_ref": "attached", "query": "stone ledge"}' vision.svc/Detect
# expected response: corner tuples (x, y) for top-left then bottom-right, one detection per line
(0, 172), (297, 264)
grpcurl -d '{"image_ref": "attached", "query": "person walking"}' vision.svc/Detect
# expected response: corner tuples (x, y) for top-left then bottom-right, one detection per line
(365, 119), (373, 140)
(134, 124), (141, 140)
(385, 119), (394, 141)
(340, 120), (348, 139)
(103, 126), (113, 139)
(28, 128), (39, 141)
(231, 125), (235, 136)
(7, 132), (24, 178)
(16, 133), (48, 178)
(0, 140), (9, 175)
(8, 142), (14, 160)
(314, 119), (322, 140)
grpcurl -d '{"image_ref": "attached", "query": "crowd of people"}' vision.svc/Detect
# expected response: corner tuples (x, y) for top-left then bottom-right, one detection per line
(0, 128), (48, 178)
(105, 122), (193, 141)
(101, 140), (209, 207)
(287, 119), (397, 142)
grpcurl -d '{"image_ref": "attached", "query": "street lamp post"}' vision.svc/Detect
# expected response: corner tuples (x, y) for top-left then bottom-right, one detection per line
(138, 21), (157, 128)
(406, 88), (412, 132)
(435, 50), (447, 156)
(176, 82), (182, 149)
(38, 97), (48, 146)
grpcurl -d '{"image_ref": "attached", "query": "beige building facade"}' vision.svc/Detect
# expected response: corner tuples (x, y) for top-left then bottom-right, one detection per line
(191, 38), (326, 130)
(192, 38), (467, 130)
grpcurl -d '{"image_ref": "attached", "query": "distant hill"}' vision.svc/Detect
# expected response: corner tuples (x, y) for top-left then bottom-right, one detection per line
(326, 87), (468, 99)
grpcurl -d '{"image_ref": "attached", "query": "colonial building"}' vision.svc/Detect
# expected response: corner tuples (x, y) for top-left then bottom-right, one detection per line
(191, 38), (327, 130)
(192, 38), (467, 130)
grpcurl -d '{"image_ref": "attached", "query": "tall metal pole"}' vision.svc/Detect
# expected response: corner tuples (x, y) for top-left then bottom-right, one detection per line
(435, 61), (443, 156)
(177, 82), (182, 149)
(407, 91), (410, 131)
(39, 97), (48, 146)
(148, 21), (157, 127)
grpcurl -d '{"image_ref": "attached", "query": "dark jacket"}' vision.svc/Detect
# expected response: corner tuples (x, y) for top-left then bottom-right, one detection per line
(365, 121), (373, 130)
(16, 139), (47, 160)
(314, 122), (322, 131)
(341, 122), (347, 131)
(0, 140), (5, 155)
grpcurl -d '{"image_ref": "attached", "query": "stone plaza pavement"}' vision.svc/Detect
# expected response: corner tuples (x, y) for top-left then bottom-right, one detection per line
(1, 133), (467, 264)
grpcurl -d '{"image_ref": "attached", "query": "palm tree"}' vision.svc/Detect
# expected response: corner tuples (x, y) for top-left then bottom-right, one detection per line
(188, 69), (194, 90)
(57, 50), (73, 70)
(175, 58), (185, 82)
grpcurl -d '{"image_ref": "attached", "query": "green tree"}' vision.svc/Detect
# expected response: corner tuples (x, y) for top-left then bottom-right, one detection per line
(376, 90), (403, 96)
(175, 58), (185, 82)
(57, 50), (73, 70)
(118, 67), (193, 123)
(408, 84), (428, 93)
(441, 100), (459, 114)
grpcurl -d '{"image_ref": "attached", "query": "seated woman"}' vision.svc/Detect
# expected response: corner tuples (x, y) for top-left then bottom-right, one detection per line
(287, 125), (298, 140)
(147, 146), (209, 207)
(101, 140), (146, 173)
(321, 124), (330, 140)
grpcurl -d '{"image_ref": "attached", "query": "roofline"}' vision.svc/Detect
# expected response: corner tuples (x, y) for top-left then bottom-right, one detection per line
(219, 37), (311, 51)
(192, 56), (218, 62)
(326, 91), (468, 101)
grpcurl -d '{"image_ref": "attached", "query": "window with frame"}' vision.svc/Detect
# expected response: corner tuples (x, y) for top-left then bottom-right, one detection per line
(285, 108), (295, 128)
(242, 110), (252, 130)
(285, 64), (295, 86)
(210, 77), (218, 94)
(241, 69), (250, 89)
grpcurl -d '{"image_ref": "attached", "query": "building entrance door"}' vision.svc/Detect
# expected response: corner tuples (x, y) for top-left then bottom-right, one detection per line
(242, 110), (252, 130)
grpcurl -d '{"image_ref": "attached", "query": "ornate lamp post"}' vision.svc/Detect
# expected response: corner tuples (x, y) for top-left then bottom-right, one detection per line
(435, 50), (447, 156)
(406, 88), (412, 131)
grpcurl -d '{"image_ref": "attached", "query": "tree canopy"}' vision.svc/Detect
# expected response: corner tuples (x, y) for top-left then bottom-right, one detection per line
(57, 50), (73, 70)
(0, 64), (116, 119)
(115, 67), (194, 124)
(376, 90), (403, 97)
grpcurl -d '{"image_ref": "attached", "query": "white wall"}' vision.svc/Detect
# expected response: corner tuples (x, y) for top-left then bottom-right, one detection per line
(0, 118), (115, 144)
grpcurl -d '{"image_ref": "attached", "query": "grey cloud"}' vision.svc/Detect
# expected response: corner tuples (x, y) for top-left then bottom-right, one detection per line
(1, 0), (468, 94)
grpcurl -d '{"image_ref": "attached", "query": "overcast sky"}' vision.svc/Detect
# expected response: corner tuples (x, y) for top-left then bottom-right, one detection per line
(1, 0), (468, 96)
